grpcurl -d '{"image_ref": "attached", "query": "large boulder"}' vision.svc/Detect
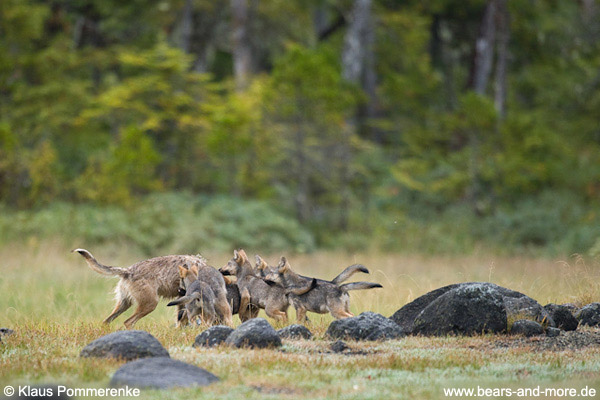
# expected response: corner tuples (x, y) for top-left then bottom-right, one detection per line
(544, 304), (579, 331)
(391, 282), (554, 336)
(80, 330), (169, 361)
(225, 318), (282, 349)
(326, 312), (404, 341)
(193, 326), (234, 348)
(277, 324), (313, 340)
(110, 357), (218, 389)
(510, 319), (544, 337)
(577, 303), (600, 327)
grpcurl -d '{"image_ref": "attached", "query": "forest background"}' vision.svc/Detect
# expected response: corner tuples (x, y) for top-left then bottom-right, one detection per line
(1, 0), (600, 258)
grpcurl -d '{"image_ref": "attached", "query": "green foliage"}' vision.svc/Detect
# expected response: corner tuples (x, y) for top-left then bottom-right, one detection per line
(0, 193), (314, 255)
(75, 126), (163, 204)
(1, 0), (599, 255)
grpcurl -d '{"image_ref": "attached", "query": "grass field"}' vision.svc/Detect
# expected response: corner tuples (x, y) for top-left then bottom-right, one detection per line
(1, 241), (600, 399)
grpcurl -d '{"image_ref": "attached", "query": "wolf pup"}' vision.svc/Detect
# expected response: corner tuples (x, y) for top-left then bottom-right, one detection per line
(264, 257), (382, 321)
(167, 265), (218, 325)
(219, 249), (313, 322)
(73, 249), (232, 328)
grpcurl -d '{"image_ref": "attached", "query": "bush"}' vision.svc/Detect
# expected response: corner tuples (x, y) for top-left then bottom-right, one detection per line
(0, 193), (315, 255)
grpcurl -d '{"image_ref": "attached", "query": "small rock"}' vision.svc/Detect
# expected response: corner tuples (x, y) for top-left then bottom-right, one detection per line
(225, 318), (282, 349)
(0, 328), (14, 336)
(544, 304), (578, 331)
(110, 357), (219, 389)
(577, 303), (600, 327)
(546, 327), (561, 337)
(326, 312), (404, 341)
(80, 330), (169, 361)
(0, 328), (14, 344)
(193, 326), (234, 348)
(510, 320), (544, 337)
(330, 340), (350, 353)
(277, 324), (312, 340)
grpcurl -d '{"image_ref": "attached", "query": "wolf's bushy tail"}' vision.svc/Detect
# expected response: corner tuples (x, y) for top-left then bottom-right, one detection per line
(72, 248), (129, 278)
(331, 264), (369, 285)
(339, 282), (382, 291)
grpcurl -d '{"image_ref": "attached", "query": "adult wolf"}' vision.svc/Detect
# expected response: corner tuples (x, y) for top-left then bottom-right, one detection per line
(72, 249), (232, 328)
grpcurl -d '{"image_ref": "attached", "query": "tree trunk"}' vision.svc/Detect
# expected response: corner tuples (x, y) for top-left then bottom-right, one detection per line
(231, 0), (252, 91)
(173, 0), (193, 53)
(341, 0), (372, 83)
(494, 0), (509, 119)
(469, 0), (496, 95)
(339, 0), (374, 230)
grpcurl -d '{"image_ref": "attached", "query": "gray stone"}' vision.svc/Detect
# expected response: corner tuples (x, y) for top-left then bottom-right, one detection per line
(577, 303), (600, 327)
(193, 326), (234, 348)
(326, 312), (404, 341)
(390, 284), (460, 333)
(544, 304), (579, 331)
(80, 330), (169, 361)
(225, 318), (282, 349)
(330, 340), (349, 353)
(277, 324), (312, 340)
(0, 328), (14, 344)
(391, 282), (554, 336)
(510, 319), (544, 337)
(546, 327), (561, 337)
(110, 357), (218, 389)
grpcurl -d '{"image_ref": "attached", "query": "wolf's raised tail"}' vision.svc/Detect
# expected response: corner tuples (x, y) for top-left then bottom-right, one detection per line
(72, 248), (128, 277)
(339, 282), (382, 291)
(331, 264), (369, 285)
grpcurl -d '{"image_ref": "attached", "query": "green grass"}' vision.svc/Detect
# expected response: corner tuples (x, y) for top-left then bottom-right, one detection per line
(1, 241), (600, 399)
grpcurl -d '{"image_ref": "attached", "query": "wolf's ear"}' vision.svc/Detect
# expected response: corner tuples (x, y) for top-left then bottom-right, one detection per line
(238, 249), (248, 263)
(178, 265), (188, 278)
(233, 249), (242, 263)
(278, 257), (289, 273)
(190, 265), (199, 277)
(255, 255), (267, 269)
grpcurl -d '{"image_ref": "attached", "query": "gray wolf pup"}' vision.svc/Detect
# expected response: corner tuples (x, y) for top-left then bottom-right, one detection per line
(167, 265), (218, 325)
(219, 249), (313, 322)
(264, 257), (382, 321)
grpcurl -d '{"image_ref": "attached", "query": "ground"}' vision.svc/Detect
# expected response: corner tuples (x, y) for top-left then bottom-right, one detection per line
(1, 242), (599, 399)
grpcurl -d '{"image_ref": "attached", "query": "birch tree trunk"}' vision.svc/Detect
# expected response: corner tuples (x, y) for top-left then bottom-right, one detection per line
(494, 0), (509, 119)
(231, 0), (252, 91)
(469, 0), (496, 95)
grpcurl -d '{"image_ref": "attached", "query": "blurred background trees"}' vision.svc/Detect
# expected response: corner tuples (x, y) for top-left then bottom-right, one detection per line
(1, 0), (599, 255)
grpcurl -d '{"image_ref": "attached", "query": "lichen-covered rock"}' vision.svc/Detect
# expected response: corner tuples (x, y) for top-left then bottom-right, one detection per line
(193, 326), (234, 348)
(391, 282), (554, 336)
(544, 304), (579, 331)
(110, 357), (218, 389)
(577, 303), (600, 327)
(510, 319), (544, 337)
(546, 327), (561, 337)
(277, 324), (312, 340)
(225, 318), (282, 349)
(325, 312), (404, 341)
(80, 330), (169, 361)
(330, 340), (350, 353)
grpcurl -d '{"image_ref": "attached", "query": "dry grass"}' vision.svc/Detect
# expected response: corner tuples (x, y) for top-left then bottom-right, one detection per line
(1, 241), (600, 399)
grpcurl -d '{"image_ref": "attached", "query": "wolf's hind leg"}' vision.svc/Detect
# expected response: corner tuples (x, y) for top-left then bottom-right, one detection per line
(214, 296), (233, 326)
(123, 286), (159, 328)
(104, 284), (132, 324)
